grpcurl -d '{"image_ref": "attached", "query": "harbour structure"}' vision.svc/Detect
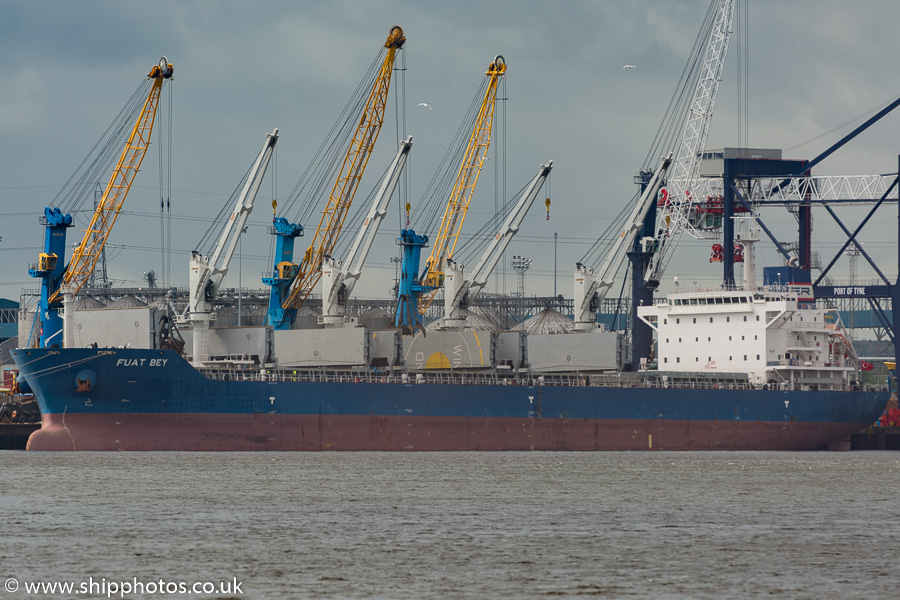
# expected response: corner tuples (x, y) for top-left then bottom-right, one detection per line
(11, 2), (897, 451)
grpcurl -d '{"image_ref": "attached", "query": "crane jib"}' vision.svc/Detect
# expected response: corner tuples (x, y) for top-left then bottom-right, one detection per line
(279, 27), (405, 314)
(48, 60), (173, 307)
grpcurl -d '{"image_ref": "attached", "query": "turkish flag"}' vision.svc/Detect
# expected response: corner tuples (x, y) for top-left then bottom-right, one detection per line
(860, 361), (874, 371)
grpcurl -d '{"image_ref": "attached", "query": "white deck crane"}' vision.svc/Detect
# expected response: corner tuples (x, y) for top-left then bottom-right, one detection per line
(643, 0), (735, 287)
(440, 160), (553, 330)
(573, 154), (671, 331)
(320, 136), (413, 328)
(185, 128), (279, 364)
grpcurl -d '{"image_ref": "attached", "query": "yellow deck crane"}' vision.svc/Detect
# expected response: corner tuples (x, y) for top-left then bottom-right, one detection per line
(30, 57), (173, 348)
(265, 26), (406, 330)
(394, 55), (506, 333)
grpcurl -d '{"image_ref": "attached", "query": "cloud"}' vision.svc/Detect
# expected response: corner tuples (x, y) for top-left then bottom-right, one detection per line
(0, 70), (48, 134)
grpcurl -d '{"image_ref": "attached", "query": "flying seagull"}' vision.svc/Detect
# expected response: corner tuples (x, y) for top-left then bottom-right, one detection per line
(417, 102), (433, 110)
(623, 65), (637, 70)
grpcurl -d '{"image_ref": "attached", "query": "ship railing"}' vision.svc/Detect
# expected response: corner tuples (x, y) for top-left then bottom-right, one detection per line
(201, 366), (889, 393)
(202, 367), (769, 391)
(203, 367), (515, 386)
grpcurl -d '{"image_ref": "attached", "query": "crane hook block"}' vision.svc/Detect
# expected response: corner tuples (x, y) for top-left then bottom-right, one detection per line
(545, 197), (551, 221)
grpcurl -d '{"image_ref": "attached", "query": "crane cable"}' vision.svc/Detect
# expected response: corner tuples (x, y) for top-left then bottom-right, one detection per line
(277, 51), (385, 226)
(579, 191), (641, 268)
(408, 78), (491, 235)
(393, 45), (409, 233)
(265, 49), (386, 273)
(56, 80), (153, 216)
(330, 158), (396, 261)
(453, 177), (532, 268)
(157, 78), (174, 288)
(736, 0), (749, 150)
(641, 0), (718, 171)
(579, 0), (719, 271)
(332, 47), (410, 263)
(194, 159), (257, 256)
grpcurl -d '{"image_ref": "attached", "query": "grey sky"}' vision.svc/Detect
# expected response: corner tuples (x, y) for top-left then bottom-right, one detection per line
(2, 0), (898, 305)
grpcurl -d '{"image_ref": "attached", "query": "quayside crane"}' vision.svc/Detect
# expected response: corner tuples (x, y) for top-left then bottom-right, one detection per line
(394, 55), (507, 334)
(573, 154), (671, 331)
(183, 129), (279, 364)
(29, 57), (174, 348)
(320, 136), (412, 328)
(642, 0), (735, 288)
(567, 0), (732, 368)
(265, 25), (406, 330)
(440, 161), (553, 330)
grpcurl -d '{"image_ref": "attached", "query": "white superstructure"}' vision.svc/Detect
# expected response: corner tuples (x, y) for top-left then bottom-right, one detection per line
(638, 286), (856, 390)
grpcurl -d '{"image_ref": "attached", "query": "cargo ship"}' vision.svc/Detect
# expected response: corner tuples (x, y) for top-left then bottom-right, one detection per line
(10, 5), (892, 451)
(11, 284), (890, 451)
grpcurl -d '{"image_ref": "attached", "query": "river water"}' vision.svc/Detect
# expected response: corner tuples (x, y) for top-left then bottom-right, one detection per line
(1, 451), (898, 599)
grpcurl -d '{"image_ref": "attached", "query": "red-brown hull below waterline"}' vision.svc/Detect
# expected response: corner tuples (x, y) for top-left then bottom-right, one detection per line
(27, 412), (864, 451)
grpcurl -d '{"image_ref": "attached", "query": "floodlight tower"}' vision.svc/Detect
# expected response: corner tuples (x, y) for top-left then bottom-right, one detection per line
(511, 254), (532, 320)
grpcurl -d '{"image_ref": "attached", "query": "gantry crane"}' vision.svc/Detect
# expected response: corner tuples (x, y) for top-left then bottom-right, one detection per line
(265, 25), (406, 330)
(320, 136), (412, 328)
(394, 55), (507, 334)
(440, 161), (552, 330)
(29, 57), (174, 348)
(183, 129), (279, 363)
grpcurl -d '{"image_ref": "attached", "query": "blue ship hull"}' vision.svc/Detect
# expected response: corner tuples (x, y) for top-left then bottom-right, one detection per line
(10, 347), (889, 451)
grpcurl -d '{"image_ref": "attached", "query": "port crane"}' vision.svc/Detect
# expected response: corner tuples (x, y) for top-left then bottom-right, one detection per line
(320, 136), (412, 328)
(439, 161), (553, 330)
(568, 0), (733, 368)
(394, 55), (507, 334)
(183, 129), (279, 363)
(572, 154), (671, 331)
(265, 25), (406, 330)
(643, 0), (735, 288)
(29, 57), (174, 348)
